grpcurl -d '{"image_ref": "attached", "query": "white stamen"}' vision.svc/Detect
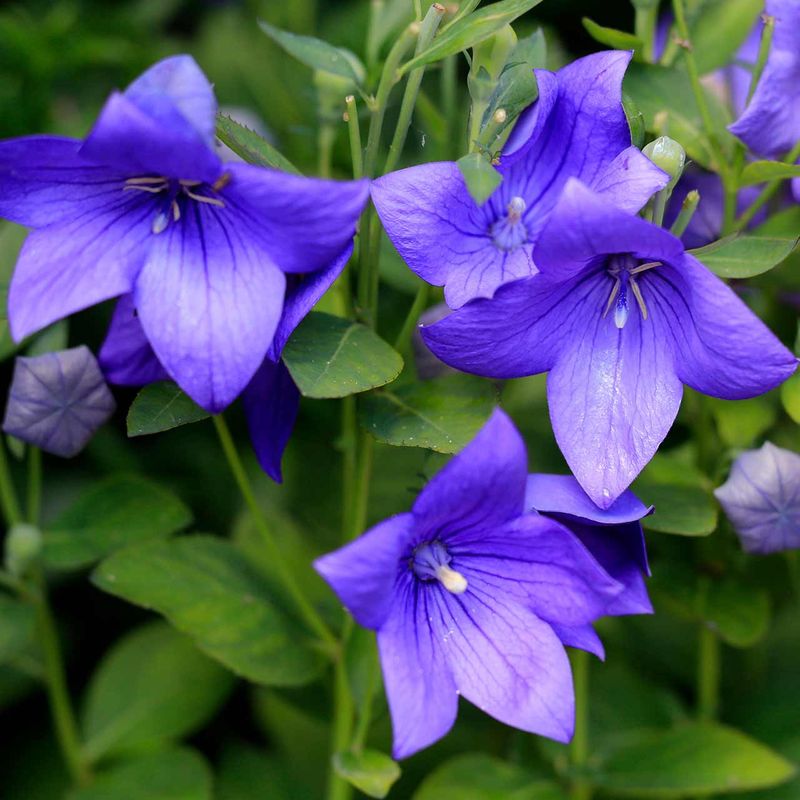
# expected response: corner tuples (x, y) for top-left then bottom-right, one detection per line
(152, 212), (169, 234)
(507, 195), (526, 221)
(124, 184), (167, 194)
(630, 260), (662, 275)
(436, 564), (468, 594)
(631, 278), (648, 320)
(172, 200), (181, 222)
(125, 176), (168, 185)
(184, 188), (225, 208)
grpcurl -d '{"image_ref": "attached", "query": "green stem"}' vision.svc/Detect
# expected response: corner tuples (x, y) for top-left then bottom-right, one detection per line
(634, 3), (659, 62)
(328, 644), (356, 800)
(442, 55), (458, 159)
(746, 14), (775, 107)
(351, 642), (378, 751)
(394, 283), (429, 356)
(318, 123), (336, 179)
(344, 95), (363, 180)
(697, 623), (720, 721)
(670, 189), (700, 236)
(212, 415), (337, 651)
(786, 551), (800, 602)
(26, 447), (42, 525)
(384, 3), (445, 175)
(0, 437), (22, 526)
(570, 649), (592, 800)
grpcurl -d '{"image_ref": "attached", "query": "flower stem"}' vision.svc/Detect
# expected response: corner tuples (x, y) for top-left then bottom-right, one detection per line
(211, 414), (337, 651)
(746, 13), (775, 107)
(344, 95), (363, 180)
(634, 3), (659, 62)
(670, 189), (700, 237)
(0, 436), (22, 527)
(394, 283), (429, 356)
(26, 447), (42, 525)
(697, 623), (720, 721)
(569, 649), (592, 800)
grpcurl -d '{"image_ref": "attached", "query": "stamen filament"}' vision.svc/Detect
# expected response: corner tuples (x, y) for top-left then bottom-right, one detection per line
(630, 260), (662, 275)
(124, 185), (167, 194)
(184, 189), (225, 208)
(171, 200), (181, 222)
(603, 278), (621, 319)
(125, 176), (168, 185)
(212, 172), (231, 192)
(631, 278), (648, 320)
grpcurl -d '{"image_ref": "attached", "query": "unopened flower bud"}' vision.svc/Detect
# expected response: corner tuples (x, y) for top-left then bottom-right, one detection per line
(5, 523), (42, 577)
(471, 24), (517, 83)
(643, 136), (686, 189)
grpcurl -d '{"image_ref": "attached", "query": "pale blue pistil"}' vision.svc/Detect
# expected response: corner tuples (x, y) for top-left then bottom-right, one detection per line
(412, 540), (467, 594)
(490, 196), (528, 252)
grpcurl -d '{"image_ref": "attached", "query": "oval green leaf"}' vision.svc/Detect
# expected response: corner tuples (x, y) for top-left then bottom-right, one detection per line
(92, 536), (325, 686)
(333, 750), (401, 799)
(635, 482), (718, 537)
(215, 114), (300, 174)
(457, 152), (503, 204)
(283, 312), (403, 399)
(740, 160), (800, 186)
(127, 382), (210, 437)
(691, 235), (798, 279)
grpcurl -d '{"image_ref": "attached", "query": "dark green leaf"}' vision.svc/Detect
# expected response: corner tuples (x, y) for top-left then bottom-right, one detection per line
(0, 595), (35, 665)
(457, 152), (503, 204)
(44, 475), (191, 570)
(126, 382), (210, 437)
(740, 160), (800, 186)
(283, 312), (403, 399)
(401, 0), (546, 74)
(635, 482), (717, 536)
(333, 750), (401, 799)
(215, 114), (301, 174)
(82, 622), (234, 761)
(92, 536), (324, 686)
(361, 375), (497, 453)
(689, 0), (764, 75)
(592, 723), (796, 796)
(68, 748), (212, 800)
(692, 235), (798, 278)
(582, 18), (643, 53)
(258, 20), (364, 83)
(217, 742), (292, 800)
(413, 753), (566, 799)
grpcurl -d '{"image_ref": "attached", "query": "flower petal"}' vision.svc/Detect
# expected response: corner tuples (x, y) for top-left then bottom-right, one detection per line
(412, 409), (526, 541)
(589, 146), (669, 214)
(224, 165), (368, 274)
(98, 294), (169, 386)
(656, 255), (798, 399)
(547, 279), (683, 509)
(0, 135), (125, 228)
(525, 473), (653, 526)
(549, 623), (605, 660)
(269, 244), (351, 360)
(377, 578), (459, 759)
(314, 513), (415, 630)
(8, 192), (154, 340)
(432, 583), (574, 742)
(134, 204), (285, 413)
(242, 359), (300, 483)
(451, 513), (625, 627)
(501, 70), (559, 161)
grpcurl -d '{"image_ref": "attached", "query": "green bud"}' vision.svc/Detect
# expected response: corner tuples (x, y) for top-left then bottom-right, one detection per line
(643, 136), (686, 189)
(471, 24), (518, 84)
(5, 523), (43, 577)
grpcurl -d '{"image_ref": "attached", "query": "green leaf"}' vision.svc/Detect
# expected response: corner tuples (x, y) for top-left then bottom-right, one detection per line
(510, 27), (547, 69)
(361, 375), (497, 453)
(481, 62), (538, 141)
(68, 748), (212, 800)
(44, 475), (191, 570)
(0, 222), (27, 361)
(582, 18), (643, 53)
(258, 20), (364, 84)
(92, 536), (324, 686)
(781, 372), (800, 423)
(689, 0), (764, 75)
(708, 397), (777, 447)
(635, 482), (717, 536)
(623, 92), (646, 149)
(283, 312), (403, 399)
(215, 114), (301, 174)
(591, 723), (796, 796)
(740, 160), (800, 186)
(217, 742), (292, 800)
(82, 622), (234, 761)
(413, 753), (566, 799)
(457, 152), (503, 204)
(0, 595), (35, 665)
(333, 750), (401, 799)
(126, 382), (210, 437)
(692, 235), (798, 279)
(25, 320), (69, 357)
(401, 0), (546, 74)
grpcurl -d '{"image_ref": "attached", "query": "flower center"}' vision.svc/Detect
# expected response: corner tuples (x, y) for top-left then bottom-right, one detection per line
(490, 196), (528, 252)
(603, 255), (662, 329)
(411, 540), (468, 594)
(123, 173), (231, 234)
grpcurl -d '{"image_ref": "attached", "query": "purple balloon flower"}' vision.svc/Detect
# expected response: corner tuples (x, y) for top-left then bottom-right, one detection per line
(423, 180), (797, 508)
(99, 245), (351, 481)
(371, 51), (669, 309)
(714, 442), (800, 554)
(2, 346), (116, 457)
(0, 55), (368, 413)
(314, 410), (651, 759)
(729, 0), (800, 159)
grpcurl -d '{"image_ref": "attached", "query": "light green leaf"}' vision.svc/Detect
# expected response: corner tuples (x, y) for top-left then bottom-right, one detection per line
(689, 0), (764, 75)
(0, 222), (28, 361)
(740, 160), (800, 186)
(126, 382), (210, 437)
(481, 62), (538, 141)
(258, 20), (364, 84)
(333, 750), (401, 799)
(692, 235), (798, 279)
(510, 27), (547, 69)
(44, 475), (192, 570)
(25, 320), (69, 357)
(708, 397), (777, 448)
(413, 753), (566, 799)
(68, 748), (212, 800)
(635, 482), (718, 536)
(92, 536), (324, 686)
(401, 0), (546, 74)
(215, 114), (301, 174)
(582, 18), (643, 53)
(592, 723), (796, 796)
(781, 372), (800, 423)
(283, 312), (403, 399)
(361, 375), (497, 453)
(457, 152), (503, 204)
(82, 622), (234, 761)
(0, 595), (35, 665)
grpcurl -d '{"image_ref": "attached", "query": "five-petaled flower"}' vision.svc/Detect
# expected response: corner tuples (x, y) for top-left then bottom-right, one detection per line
(422, 180), (798, 508)
(715, 442), (800, 554)
(0, 55), (368, 414)
(315, 409), (652, 758)
(371, 51), (669, 309)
